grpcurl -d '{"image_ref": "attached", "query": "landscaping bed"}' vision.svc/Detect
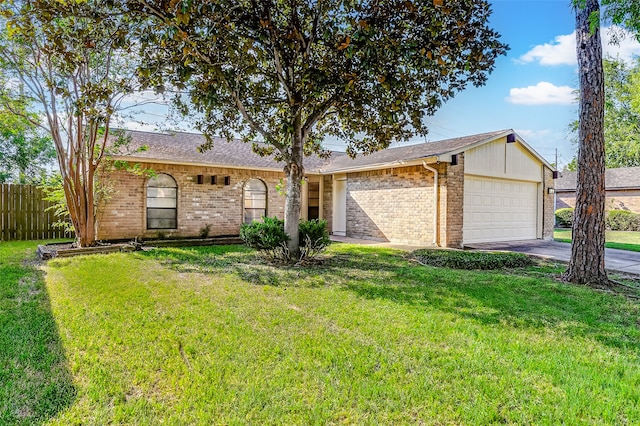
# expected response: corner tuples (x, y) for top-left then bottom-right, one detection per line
(36, 236), (243, 259)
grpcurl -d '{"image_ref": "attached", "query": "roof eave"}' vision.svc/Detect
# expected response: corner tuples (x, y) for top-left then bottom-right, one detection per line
(322, 156), (439, 174)
(112, 155), (323, 175)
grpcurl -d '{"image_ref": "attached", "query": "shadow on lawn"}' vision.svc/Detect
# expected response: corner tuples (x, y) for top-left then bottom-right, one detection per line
(0, 243), (76, 425)
(142, 244), (640, 353)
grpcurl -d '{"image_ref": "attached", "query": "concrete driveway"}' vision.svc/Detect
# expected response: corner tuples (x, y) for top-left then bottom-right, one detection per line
(466, 239), (640, 276)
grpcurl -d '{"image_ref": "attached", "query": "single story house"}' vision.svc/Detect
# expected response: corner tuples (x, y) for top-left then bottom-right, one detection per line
(555, 166), (640, 213)
(99, 129), (556, 248)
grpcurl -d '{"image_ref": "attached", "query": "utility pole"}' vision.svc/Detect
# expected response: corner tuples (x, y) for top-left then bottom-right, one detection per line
(554, 148), (558, 227)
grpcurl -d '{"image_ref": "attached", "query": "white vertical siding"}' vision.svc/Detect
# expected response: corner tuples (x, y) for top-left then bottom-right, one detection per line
(465, 137), (543, 182)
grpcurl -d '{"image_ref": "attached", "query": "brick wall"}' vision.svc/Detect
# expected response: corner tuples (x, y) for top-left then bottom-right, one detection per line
(345, 165), (435, 245)
(98, 163), (286, 240)
(322, 175), (333, 232)
(443, 154), (464, 248)
(543, 166), (555, 239)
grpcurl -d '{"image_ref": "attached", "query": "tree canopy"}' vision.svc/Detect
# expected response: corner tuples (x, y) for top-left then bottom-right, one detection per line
(602, 0), (640, 37)
(131, 0), (508, 255)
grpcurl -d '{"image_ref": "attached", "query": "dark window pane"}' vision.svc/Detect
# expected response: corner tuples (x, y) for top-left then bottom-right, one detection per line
(148, 218), (177, 229)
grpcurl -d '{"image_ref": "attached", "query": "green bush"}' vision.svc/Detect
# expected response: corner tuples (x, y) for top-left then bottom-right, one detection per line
(413, 249), (533, 270)
(555, 208), (574, 228)
(240, 217), (331, 262)
(299, 219), (331, 258)
(606, 209), (640, 231)
(240, 216), (289, 252)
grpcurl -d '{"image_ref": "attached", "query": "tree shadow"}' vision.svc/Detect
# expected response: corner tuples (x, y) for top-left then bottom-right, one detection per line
(345, 263), (640, 352)
(139, 244), (640, 353)
(0, 243), (76, 425)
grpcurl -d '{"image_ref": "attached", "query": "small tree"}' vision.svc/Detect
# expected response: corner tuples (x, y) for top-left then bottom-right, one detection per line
(131, 0), (508, 257)
(0, 0), (144, 247)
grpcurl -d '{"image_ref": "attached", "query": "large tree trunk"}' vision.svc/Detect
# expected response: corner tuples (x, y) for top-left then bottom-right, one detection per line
(284, 156), (304, 259)
(563, 0), (609, 285)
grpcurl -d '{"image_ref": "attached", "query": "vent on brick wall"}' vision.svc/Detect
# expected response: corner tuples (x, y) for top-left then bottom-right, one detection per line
(450, 154), (458, 166)
(552, 171), (558, 179)
(224, 176), (231, 185)
(197, 174), (204, 184)
(211, 175), (217, 185)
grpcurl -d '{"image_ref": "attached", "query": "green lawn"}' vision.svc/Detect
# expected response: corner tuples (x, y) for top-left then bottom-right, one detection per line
(555, 229), (640, 252)
(2, 241), (640, 424)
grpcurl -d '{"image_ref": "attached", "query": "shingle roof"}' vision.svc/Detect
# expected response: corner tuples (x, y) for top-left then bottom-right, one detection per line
(115, 128), (531, 173)
(555, 166), (640, 190)
(112, 130), (338, 172)
(321, 129), (513, 172)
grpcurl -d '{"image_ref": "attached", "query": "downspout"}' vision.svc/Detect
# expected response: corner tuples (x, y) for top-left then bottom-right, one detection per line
(422, 161), (438, 246)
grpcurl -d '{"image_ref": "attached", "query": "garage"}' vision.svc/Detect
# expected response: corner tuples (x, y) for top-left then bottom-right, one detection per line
(463, 175), (539, 244)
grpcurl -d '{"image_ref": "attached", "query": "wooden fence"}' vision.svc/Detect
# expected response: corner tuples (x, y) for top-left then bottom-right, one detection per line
(1, 183), (73, 241)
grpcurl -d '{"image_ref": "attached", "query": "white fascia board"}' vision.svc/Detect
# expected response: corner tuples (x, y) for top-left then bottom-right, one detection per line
(322, 156), (439, 174)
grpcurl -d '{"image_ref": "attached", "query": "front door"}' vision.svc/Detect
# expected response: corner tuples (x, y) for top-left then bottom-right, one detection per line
(332, 175), (347, 236)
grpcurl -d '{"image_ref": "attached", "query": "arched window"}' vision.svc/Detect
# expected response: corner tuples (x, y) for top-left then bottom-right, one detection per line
(244, 179), (267, 224)
(147, 173), (177, 229)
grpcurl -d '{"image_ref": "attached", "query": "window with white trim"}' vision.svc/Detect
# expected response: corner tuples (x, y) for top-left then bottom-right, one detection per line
(243, 179), (267, 224)
(147, 173), (177, 229)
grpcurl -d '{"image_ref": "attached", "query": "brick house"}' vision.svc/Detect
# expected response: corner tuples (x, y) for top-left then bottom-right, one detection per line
(555, 166), (640, 213)
(99, 129), (555, 248)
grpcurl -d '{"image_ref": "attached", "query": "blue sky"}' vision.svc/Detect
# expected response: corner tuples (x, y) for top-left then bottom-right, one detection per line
(418, 0), (640, 168)
(122, 0), (640, 169)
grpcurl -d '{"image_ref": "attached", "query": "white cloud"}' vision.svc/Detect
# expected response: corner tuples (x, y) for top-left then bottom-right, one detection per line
(120, 121), (162, 132)
(519, 33), (576, 66)
(506, 82), (576, 105)
(518, 27), (640, 66)
(515, 129), (551, 139)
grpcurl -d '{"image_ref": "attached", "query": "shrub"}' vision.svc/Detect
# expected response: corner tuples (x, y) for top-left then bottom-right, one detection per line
(199, 223), (212, 238)
(555, 208), (574, 228)
(240, 217), (331, 262)
(413, 249), (533, 270)
(240, 217), (289, 255)
(606, 209), (640, 231)
(299, 219), (331, 259)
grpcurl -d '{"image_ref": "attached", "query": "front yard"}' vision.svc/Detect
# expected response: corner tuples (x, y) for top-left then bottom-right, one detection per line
(2, 241), (640, 424)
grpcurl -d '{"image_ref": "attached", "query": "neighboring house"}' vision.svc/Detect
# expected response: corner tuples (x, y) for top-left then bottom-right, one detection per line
(555, 166), (640, 213)
(99, 129), (555, 248)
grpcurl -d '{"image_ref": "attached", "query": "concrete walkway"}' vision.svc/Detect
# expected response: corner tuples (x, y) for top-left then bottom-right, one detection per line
(466, 239), (640, 276)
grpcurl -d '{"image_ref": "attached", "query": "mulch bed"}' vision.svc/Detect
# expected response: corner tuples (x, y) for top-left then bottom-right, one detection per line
(36, 236), (244, 260)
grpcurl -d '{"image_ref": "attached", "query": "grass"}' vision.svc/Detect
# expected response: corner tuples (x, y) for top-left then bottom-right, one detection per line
(0, 241), (75, 425)
(555, 228), (640, 252)
(3, 241), (640, 424)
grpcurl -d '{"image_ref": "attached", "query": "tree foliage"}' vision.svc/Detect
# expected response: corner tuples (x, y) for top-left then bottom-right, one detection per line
(602, 0), (640, 37)
(130, 0), (508, 255)
(0, 99), (55, 183)
(568, 57), (640, 169)
(0, 0), (141, 246)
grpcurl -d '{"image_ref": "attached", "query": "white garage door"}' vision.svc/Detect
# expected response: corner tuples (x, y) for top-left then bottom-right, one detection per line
(463, 175), (538, 244)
